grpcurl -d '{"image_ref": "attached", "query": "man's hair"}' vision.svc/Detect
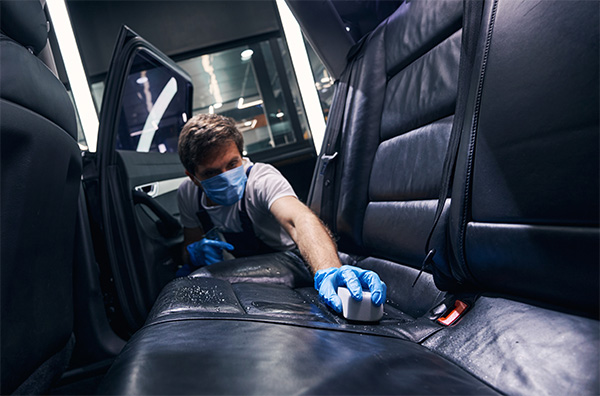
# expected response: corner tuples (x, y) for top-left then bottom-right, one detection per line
(178, 114), (244, 174)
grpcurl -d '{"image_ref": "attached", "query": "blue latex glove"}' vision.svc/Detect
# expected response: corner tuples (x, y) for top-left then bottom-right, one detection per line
(186, 238), (234, 268)
(314, 265), (387, 313)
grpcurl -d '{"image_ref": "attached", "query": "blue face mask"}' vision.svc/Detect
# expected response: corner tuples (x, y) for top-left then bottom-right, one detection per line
(199, 165), (247, 206)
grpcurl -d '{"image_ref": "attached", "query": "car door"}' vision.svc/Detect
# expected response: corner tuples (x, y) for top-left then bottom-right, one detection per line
(94, 26), (192, 333)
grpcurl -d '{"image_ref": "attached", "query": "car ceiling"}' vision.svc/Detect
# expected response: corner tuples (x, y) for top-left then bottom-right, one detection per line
(56, 0), (401, 114)
(331, 0), (404, 41)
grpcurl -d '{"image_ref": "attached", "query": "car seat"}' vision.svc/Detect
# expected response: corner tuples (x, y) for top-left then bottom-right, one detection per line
(0, 0), (82, 393)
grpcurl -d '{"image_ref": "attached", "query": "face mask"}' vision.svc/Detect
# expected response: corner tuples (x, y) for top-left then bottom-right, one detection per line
(199, 165), (247, 206)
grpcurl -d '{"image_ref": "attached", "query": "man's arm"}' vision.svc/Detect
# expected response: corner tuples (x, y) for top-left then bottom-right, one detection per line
(270, 196), (341, 274)
(270, 196), (386, 312)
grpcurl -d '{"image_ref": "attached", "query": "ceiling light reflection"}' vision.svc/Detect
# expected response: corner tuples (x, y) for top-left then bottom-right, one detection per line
(238, 99), (263, 109)
(241, 49), (254, 61)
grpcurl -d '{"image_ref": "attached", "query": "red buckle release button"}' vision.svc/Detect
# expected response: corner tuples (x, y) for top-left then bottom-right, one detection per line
(437, 300), (468, 326)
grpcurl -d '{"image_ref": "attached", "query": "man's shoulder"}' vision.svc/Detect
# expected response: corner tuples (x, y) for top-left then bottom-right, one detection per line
(246, 162), (296, 207)
(249, 162), (284, 180)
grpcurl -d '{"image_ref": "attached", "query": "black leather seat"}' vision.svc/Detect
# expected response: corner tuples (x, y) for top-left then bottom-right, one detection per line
(98, 1), (485, 394)
(420, 2), (599, 394)
(447, 0), (599, 316)
(99, 0), (599, 394)
(0, 1), (82, 393)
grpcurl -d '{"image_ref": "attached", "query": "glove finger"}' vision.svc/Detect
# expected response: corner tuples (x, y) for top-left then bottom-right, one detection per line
(219, 241), (234, 251)
(314, 267), (340, 290)
(203, 239), (235, 252)
(358, 271), (386, 305)
(202, 239), (223, 247)
(377, 282), (387, 306)
(319, 277), (342, 313)
(338, 267), (363, 301)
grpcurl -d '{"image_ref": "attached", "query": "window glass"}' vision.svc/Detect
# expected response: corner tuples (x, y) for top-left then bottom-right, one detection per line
(66, 89), (89, 150)
(275, 38), (314, 142)
(303, 37), (334, 121)
(90, 37), (320, 158)
(177, 38), (312, 156)
(114, 49), (191, 153)
(91, 82), (104, 114)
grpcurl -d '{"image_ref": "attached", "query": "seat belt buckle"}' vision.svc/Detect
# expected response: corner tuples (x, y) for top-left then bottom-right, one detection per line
(436, 300), (469, 326)
(319, 152), (338, 175)
(429, 294), (477, 326)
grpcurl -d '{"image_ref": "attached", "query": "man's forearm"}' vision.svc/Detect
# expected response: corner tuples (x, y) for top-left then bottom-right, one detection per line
(270, 196), (342, 274)
(289, 212), (342, 274)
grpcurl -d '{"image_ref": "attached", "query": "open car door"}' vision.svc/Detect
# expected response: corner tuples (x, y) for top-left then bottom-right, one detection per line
(93, 26), (192, 334)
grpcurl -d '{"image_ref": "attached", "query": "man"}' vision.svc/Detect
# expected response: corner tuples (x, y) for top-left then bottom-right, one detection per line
(176, 113), (386, 313)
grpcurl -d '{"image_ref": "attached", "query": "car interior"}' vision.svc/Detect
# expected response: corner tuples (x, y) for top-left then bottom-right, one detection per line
(1, 0), (598, 394)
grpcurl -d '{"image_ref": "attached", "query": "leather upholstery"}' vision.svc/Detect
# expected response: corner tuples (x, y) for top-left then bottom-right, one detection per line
(100, 276), (496, 395)
(0, 35), (78, 139)
(363, 199), (450, 274)
(371, 117), (454, 200)
(0, 1), (81, 393)
(335, 0), (462, 273)
(191, 249), (313, 288)
(99, 318), (496, 395)
(448, 0), (599, 316)
(384, 0), (462, 76)
(0, 0), (48, 55)
(422, 296), (599, 395)
(99, 0), (599, 394)
(380, 32), (460, 141)
(334, 24), (387, 251)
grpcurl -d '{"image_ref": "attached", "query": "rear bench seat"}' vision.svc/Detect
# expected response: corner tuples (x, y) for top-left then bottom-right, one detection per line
(98, 0), (599, 394)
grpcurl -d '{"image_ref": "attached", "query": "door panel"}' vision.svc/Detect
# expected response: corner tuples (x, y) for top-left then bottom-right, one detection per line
(97, 26), (192, 333)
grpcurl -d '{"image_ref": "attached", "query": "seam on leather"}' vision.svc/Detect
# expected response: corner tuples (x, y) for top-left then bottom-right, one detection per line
(140, 314), (425, 342)
(387, 24), (463, 79)
(230, 284), (249, 314)
(458, 0), (499, 284)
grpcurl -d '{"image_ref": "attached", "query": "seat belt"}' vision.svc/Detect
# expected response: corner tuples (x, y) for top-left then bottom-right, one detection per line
(307, 39), (364, 230)
(413, 0), (486, 288)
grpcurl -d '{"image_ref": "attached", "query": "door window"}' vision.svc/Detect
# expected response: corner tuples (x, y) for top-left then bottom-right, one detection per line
(90, 36), (327, 160)
(177, 38), (313, 157)
(113, 48), (191, 153)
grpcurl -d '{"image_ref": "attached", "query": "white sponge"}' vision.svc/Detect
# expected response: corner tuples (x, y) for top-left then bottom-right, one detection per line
(337, 286), (384, 322)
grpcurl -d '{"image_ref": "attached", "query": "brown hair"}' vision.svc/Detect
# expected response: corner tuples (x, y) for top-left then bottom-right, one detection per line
(178, 114), (244, 174)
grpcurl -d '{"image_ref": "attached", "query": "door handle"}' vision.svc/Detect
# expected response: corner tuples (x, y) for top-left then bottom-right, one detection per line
(132, 189), (181, 237)
(135, 182), (158, 197)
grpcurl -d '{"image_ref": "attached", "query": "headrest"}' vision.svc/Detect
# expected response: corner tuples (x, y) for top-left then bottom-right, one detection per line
(0, 0), (48, 55)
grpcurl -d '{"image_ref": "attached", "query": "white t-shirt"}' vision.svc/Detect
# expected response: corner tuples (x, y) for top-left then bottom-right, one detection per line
(177, 159), (297, 251)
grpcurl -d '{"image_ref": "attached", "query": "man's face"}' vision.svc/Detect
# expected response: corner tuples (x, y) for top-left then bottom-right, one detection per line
(190, 140), (242, 183)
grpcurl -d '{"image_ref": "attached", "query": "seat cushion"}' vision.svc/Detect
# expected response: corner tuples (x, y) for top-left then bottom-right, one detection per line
(99, 276), (498, 395)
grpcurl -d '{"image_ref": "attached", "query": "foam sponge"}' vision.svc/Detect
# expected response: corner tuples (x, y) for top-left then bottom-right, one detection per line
(337, 286), (384, 322)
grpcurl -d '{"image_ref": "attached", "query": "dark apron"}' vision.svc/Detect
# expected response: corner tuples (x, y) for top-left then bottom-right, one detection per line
(195, 166), (278, 258)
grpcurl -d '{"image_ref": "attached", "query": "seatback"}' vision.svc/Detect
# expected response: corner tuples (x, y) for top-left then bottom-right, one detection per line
(332, 0), (463, 281)
(0, 1), (82, 393)
(448, 0), (599, 317)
